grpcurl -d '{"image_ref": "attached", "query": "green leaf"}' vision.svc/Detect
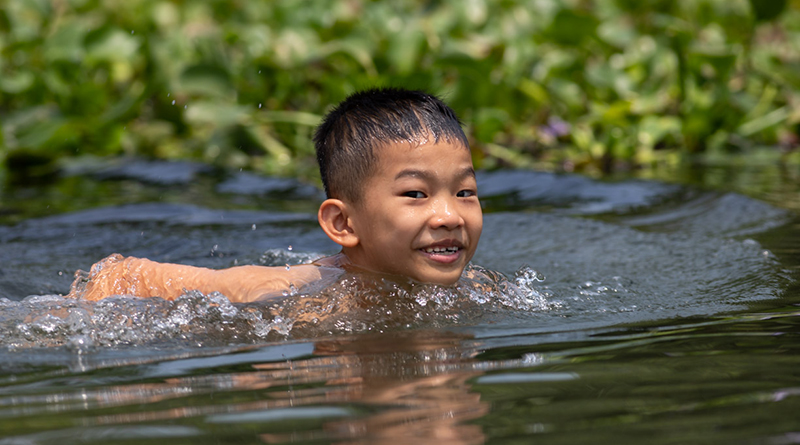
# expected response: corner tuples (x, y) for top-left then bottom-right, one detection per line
(472, 107), (509, 143)
(748, 0), (787, 22)
(100, 88), (144, 124)
(43, 22), (86, 63)
(594, 100), (632, 126)
(85, 28), (141, 63)
(387, 27), (425, 75)
(258, 111), (321, 127)
(518, 79), (548, 104)
(0, 71), (34, 94)
(319, 38), (378, 77)
(185, 101), (249, 127)
(637, 115), (681, 147)
(691, 45), (739, 81)
(179, 64), (235, 98)
(546, 8), (599, 46)
(738, 107), (789, 137)
(14, 118), (67, 151)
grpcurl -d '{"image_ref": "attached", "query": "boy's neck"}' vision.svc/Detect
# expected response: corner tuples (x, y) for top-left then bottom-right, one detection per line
(313, 252), (352, 269)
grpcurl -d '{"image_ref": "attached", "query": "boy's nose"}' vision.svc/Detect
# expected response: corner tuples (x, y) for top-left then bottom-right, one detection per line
(430, 199), (463, 229)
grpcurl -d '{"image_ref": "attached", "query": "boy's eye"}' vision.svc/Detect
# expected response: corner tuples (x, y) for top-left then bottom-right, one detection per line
(457, 189), (477, 198)
(403, 191), (426, 199)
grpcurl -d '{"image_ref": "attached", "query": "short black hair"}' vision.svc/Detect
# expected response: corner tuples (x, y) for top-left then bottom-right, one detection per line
(314, 87), (469, 203)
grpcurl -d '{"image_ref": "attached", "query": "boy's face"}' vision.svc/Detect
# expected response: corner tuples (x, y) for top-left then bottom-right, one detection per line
(344, 139), (483, 285)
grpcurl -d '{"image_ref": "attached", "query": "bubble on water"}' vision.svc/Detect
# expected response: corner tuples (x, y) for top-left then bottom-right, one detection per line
(31, 314), (62, 335)
(575, 276), (629, 297)
(22, 294), (66, 305)
(258, 248), (322, 267)
(67, 334), (94, 354)
(65, 308), (92, 333)
(239, 307), (293, 338)
(268, 315), (293, 336)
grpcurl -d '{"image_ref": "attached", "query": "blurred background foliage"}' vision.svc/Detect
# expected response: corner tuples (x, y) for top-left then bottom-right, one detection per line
(1, 0), (800, 185)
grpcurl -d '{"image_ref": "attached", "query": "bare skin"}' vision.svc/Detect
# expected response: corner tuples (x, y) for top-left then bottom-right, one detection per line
(69, 254), (345, 303)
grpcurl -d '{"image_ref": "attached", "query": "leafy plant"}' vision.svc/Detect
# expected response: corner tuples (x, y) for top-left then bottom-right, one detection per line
(1, 0), (798, 183)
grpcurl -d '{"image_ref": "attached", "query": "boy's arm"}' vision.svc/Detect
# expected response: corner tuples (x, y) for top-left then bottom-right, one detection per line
(69, 254), (321, 303)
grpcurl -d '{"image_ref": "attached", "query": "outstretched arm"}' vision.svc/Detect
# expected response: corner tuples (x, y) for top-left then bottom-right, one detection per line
(68, 254), (321, 303)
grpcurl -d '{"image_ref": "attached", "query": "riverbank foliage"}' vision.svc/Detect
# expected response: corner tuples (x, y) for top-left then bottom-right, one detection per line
(2, 0), (799, 183)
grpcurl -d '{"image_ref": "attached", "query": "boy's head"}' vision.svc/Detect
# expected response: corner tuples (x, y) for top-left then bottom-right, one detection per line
(315, 88), (483, 285)
(314, 87), (469, 203)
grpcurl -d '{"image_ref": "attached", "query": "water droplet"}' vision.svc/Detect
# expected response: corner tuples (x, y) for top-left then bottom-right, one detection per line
(258, 103), (262, 108)
(167, 93), (171, 97)
(131, 30), (134, 34)
(251, 224), (257, 231)
(184, 105), (187, 109)
(171, 100), (176, 105)
(258, 70), (261, 73)
(287, 245), (293, 251)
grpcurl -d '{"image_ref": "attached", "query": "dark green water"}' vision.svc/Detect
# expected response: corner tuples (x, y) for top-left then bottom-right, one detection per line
(0, 158), (798, 444)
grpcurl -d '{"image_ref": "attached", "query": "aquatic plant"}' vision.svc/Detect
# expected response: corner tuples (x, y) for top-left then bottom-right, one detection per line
(1, 0), (798, 182)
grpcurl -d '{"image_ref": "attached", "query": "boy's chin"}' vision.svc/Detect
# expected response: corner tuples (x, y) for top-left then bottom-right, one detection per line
(348, 266), (463, 287)
(409, 269), (464, 286)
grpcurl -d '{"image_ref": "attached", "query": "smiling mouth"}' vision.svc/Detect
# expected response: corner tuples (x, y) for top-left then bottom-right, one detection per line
(419, 242), (464, 264)
(422, 246), (460, 255)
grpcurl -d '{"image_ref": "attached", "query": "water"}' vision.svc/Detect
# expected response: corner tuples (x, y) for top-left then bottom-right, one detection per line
(0, 158), (798, 443)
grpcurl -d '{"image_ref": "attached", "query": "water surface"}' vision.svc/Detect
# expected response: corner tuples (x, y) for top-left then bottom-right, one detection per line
(0, 159), (797, 444)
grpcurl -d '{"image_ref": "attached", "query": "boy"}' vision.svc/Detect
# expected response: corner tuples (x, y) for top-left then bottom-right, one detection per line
(70, 88), (483, 303)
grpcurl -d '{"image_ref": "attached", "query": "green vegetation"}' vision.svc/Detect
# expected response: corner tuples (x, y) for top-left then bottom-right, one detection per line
(2, 0), (799, 184)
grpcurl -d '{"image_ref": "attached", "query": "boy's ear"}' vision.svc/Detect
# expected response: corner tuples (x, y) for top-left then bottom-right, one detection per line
(318, 199), (359, 248)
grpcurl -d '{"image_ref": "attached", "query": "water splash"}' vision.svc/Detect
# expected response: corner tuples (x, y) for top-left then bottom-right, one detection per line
(258, 248), (321, 267)
(0, 264), (550, 349)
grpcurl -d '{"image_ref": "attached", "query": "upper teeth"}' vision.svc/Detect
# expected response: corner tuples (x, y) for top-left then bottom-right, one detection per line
(424, 246), (458, 254)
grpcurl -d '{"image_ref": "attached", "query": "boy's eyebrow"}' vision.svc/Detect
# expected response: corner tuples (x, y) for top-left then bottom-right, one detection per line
(394, 166), (476, 181)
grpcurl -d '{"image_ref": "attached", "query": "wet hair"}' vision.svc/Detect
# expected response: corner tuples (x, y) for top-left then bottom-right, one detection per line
(314, 87), (469, 203)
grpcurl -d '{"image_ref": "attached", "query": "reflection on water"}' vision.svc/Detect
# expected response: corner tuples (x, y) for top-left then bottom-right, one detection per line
(1, 308), (800, 444)
(253, 332), (487, 444)
(0, 160), (798, 443)
(0, 330), (491, 444)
